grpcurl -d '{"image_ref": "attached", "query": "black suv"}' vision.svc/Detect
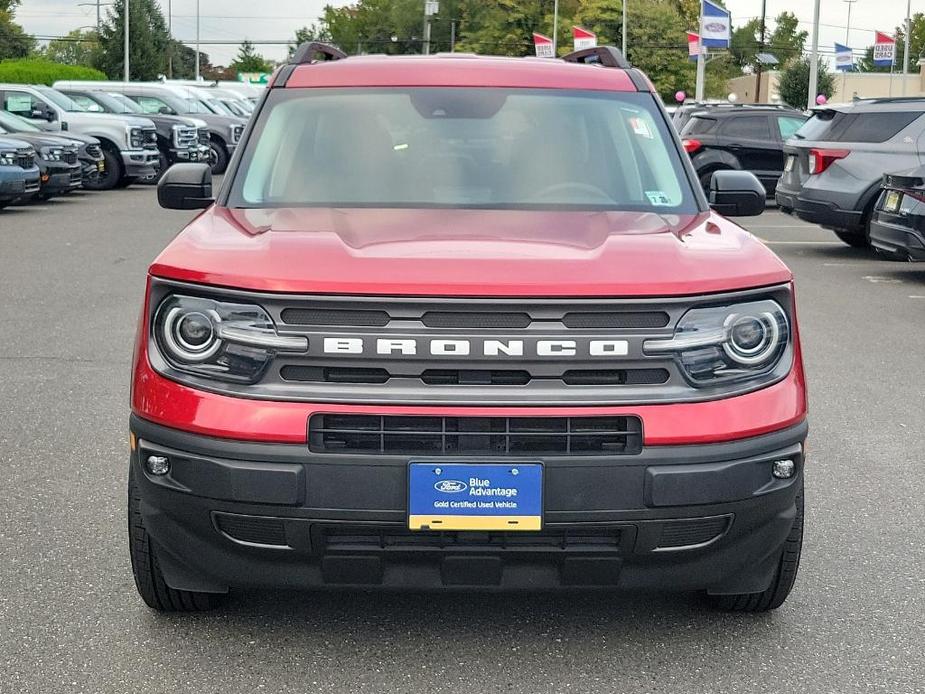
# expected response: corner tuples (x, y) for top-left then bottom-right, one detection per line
(680, 105), (807, 195)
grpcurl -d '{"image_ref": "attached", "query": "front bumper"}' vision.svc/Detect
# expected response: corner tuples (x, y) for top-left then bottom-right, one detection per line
(870, 216), (925, 261)
(0, 171), (39, 200)
(131, 415), (806, 595)
(41, 168), (81, 195)
(121, 149), (160, 178)
(170, 146), (205, 163)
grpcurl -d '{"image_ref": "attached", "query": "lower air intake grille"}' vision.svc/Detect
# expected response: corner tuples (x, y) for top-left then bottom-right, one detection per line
(656, 516), (730, 549)
(215, 514), (288, 546)
(323, 526), (622, 552)
(309, 414), (643, 456)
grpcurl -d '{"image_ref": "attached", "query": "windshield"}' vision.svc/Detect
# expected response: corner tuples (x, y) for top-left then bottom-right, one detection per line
(99, 92), (142, 113)
(0, 109), (43, 132)
(221, 99), (248, 117)
(204, 98), (233, 116)
(231, 88), (695, 212)
(35, 87), (86, 112)
(182, 98), (213, 114)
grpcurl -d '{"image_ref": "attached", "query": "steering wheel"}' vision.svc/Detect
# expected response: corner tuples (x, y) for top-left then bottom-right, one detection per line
(530, 181), (614, 203)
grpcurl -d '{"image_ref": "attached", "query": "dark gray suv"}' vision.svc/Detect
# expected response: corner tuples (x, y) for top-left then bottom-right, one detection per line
(776, 97), (925, 248)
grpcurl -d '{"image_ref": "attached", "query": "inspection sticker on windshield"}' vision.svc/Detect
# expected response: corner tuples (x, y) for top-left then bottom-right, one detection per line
(645, 191), (672, 206)
(629, 117), (653, 139)
(408, 463), (542, 531)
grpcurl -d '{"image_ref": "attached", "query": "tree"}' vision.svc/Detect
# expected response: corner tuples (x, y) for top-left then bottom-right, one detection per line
(168, 40), (211, 79)
(97, 0), (171, 80)
(0, 0), (35, 60)
(41, 29), (101, 66)
(778, 58), (835, 109)
(730, 12), (805, 72)
(230, 40), (273, 73)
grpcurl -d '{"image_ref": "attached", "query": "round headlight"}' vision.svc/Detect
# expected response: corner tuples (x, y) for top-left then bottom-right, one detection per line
(723, 312), (779, 365)
(162, 306), (221, 361)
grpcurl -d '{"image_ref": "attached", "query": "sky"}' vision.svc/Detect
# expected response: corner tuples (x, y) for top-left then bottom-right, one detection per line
(15, 0), (920, 67)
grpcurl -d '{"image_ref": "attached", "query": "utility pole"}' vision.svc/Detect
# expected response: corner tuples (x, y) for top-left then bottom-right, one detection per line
(450, 20), (456, 53)
(124, 0), (130, 81)
(167, 0), (172, 79)
(755, 0), (766, 103)
(195, 0), (200, 80)
(422, 0), (436, 55)
(902, 0), (911, 95)
(552, 0), (559, 55)
(622, 0), (627, 57)
(807, 0), (821, 110)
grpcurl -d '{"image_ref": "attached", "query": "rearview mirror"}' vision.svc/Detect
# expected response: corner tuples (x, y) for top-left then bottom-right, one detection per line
(157, 163), (213, 210)
(708, 170), (766, 217)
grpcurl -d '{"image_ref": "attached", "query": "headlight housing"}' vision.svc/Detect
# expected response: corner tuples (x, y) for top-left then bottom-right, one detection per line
(40, 146), (63, 162)
(153, 295), (308, 383)
(644, 299), (790, 387)
(0, 150), (16, 166)
(128, 126), (144, 149)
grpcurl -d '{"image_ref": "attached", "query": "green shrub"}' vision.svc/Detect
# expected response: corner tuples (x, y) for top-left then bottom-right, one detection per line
(0, 59), (107, 86)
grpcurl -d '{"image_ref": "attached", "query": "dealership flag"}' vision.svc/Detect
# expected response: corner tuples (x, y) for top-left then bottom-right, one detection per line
(700, 0), (731, 49)
(834, 43), (853, 71)
(533, 32), (554, 58)
(687, 32), (702, 61)
(873, 31), (895, 67)
(572, 26), (597, 51)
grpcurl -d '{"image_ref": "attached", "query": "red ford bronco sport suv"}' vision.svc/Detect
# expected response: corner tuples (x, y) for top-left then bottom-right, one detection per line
(131, 44), (806, 612)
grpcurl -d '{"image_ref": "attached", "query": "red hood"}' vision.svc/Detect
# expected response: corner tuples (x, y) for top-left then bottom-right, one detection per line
(149, 206), (791, 296)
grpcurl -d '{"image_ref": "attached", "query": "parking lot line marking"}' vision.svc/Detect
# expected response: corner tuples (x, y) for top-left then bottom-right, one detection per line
(863, 276), (903, 284)
(747, 225), (821, 230)
(909, 295), (925, 299)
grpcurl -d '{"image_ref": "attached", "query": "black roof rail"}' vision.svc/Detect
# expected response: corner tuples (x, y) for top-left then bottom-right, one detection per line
(561, 46), (630, 69)
(289, 41), (347, 65)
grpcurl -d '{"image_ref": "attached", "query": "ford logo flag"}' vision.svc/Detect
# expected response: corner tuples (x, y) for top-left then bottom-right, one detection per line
(700, 0), (730, 49)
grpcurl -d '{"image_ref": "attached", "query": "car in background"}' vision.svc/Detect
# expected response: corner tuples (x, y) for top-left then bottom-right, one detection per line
(0, 110), (105, 189)
(0, 115), (82, 200)
(0, 84), (159, 190)
(776, 97), (925, 248)
(869, 167), (925, 261)
(58, 88), (208, 179)
(54, 81), (246, 174)
(0, 136), (40, 208)
(680, 105), (807, 196)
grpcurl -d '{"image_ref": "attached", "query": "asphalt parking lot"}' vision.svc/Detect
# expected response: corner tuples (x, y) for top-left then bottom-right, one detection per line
(1, 188), (923, 694)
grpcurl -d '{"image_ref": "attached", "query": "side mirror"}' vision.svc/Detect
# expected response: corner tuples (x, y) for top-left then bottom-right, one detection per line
(709, 170), (766, 217)
(157, 163), (214, 210)
(158, 106), (174, 115)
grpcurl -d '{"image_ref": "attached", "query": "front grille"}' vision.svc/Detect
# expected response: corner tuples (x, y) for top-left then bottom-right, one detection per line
(173, 126), (197, 149)
(16, 151), (34, 168)
(309, 414), (643, 456)
(143, 128), (158, 150)
(282, 365), (668, 387)
(84, 144), (101, 159)
(323, 526), (622, 552)
(215, 513), (287, 546)
(62, 150), (78, 165)
(656, 516), (730, 549)
(198, 128), (210, 146)
(281, 307), (390, 327)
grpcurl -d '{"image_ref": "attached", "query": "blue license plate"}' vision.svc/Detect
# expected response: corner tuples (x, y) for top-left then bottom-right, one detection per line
(408, 462), (543, 531)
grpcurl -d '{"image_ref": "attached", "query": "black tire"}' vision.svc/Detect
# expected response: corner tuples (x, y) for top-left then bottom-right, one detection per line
(128, 465), (221, 612)
(209, 138), (229, 175)
(710, 482), (804, 612)
(834, 229), (870, 248)
(115, 176), (139, 189)
(83, 147), (122, 191)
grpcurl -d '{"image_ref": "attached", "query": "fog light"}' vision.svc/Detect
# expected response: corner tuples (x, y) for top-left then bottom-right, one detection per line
(772, 459), (795, 479)
(145, 455), (170, 476)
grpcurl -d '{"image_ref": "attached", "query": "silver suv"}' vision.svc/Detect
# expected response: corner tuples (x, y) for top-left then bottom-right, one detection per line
(775, 97), (925, 247)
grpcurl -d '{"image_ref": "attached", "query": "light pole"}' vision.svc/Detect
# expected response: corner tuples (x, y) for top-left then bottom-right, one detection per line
(807, 0), (821, 109)
(902, 0), (911, 95)
(755, 0), (767, 102)
(622, 0), (627, 57)
(195, 0), (201, 80)
(124, 0), (130, 81)
(841, 0), (857, 100)
(552, 0), (559, 54)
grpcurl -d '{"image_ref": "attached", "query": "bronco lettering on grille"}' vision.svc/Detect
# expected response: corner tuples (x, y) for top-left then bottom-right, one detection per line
(320, 337), (629, 358)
